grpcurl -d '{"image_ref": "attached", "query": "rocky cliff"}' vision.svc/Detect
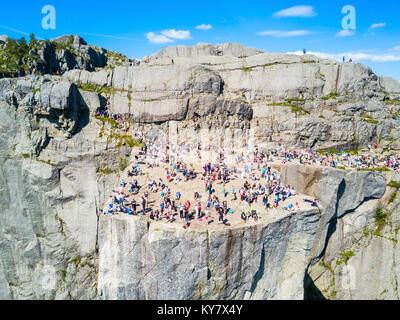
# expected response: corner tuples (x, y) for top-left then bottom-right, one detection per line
(0, 38), (400, 299)
(61, 42), (400, 151)
(0, 34), (136, 78)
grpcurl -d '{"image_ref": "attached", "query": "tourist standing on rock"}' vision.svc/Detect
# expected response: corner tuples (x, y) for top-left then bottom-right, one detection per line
(160, 202), (164, 215)
(141, 196), (146, 215)
(196, 203), (202, 219)
(218, 209), (224, 223)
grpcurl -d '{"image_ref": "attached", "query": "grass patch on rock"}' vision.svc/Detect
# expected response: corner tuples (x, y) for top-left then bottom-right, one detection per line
(387, 180), (400, 189)
(336, 251), (355, 265)
(94, 115), (119, 128)
(360, 114), (379, 124)
(322, 92), (339, 100)
(358, 167), (390, 172)
(291, 105), (309, 117)
(97, 167), (118, 175)
(389, 191), (397, 204)
(374, 206), (391, 229)
(78, 82), (119, 95)
(266, 102), (296, 107)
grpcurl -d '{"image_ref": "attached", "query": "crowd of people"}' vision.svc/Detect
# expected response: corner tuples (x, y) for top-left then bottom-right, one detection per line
(102, 140), (316, 229)
(266, 144), (400, 171)
(99, 123), (400, 230)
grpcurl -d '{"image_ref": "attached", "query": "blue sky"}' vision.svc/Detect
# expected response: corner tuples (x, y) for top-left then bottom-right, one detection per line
(1, 0), (399, 79)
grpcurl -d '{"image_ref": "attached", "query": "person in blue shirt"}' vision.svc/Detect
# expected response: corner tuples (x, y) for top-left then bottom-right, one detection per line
(160, 202), (164, 214)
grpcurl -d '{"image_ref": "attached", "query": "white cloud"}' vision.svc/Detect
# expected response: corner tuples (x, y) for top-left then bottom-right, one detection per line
(288, 50), (400, 62)
(335, 30), (356, 37)
(274, 5), (317, 18)
(369, 22), (387, 31)
(258, 30), (312, 37)
(161, 29), (191, 40)
(145, 29), (191, 44)
(196, 24), (212, 31)
(145, 32), (174, 44)
(394, 46), (400, 51)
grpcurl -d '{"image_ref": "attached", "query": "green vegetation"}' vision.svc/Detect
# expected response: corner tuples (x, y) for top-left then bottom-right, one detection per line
(22, 153), (30, 159)
(322, 92), (339, 100)
(387, 180), (400, 189)
(318, 261), (334, 274)
(78, 82), (118, 95)
(359, 167), (390, 172)
(266, 102), (296, 107)
(389, 191), (397, 204)
(94, 115), (119, 128)
(53, 36), (74, 51)
(106, 130), (144, 148)
(37, 158), (56, 166)
(265, 101), (309, 117)
(317, 148), (360, 156)
(97, 167), (118, 175)
(99, 86), (117, 95)
(291, 105), (309, 117)
(374, 207), (390, 229)
(69, 256), (82, 266)
(336, 251), (355, 265)
(360, 114), (379, 124)
(0, 35), (40, 77)
(285, 98), (306, 103)
(360, 114), (373, 119)
(318, 261), (337, 300)
(362, 119), (379, 124)
(241, 67), (253, 72)
(143, 98), (158, 102)
(262, 62), (279, 67)
(113, 134), (144, 148)
(302, 60), (314, 63)
(118, 157), (129, 171)
(58, 270), (67, 282)
(385, 99), (400, 106)
(79, 83), (97, 92)
(105, 50), (128, 67)
(32, 87), (41, 94)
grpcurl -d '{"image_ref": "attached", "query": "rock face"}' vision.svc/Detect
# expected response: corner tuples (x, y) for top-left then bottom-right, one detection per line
(97, 209), (320, 300)
(62, 42), (400, 150)
(0, 39), (400, 299)
(144, 42), (264, 61)
(280, 165), (386, 263)
(0, 75), (128, 299)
